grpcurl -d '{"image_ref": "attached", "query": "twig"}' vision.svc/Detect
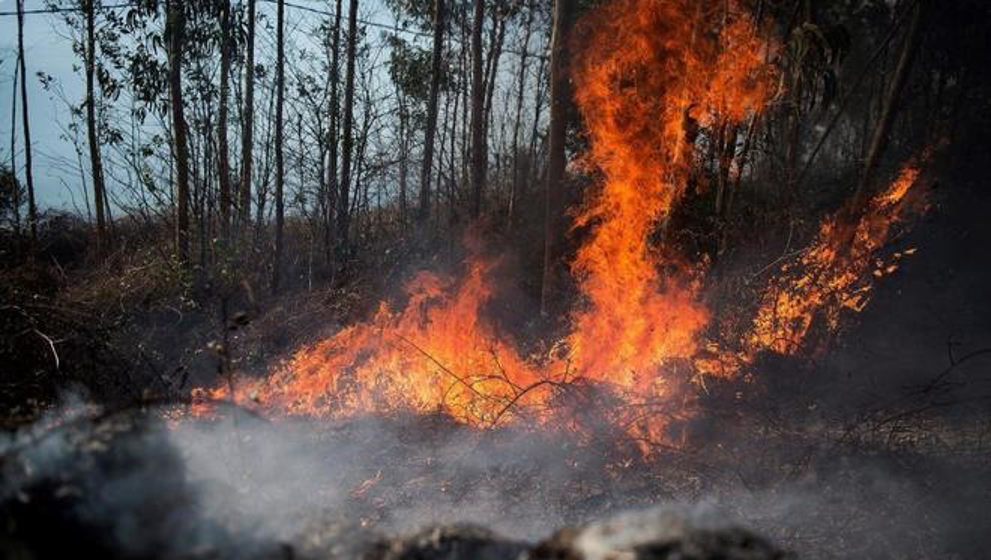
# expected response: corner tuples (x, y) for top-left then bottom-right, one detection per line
(32, 328), (59, 370)
(394, 333), (489, 401)
(489, 379), (558, 428)
(487, 346), (523, 395)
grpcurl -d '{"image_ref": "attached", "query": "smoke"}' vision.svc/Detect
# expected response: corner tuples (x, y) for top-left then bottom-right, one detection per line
(2, 395), (615, 558)
(3, 391), (991, 558)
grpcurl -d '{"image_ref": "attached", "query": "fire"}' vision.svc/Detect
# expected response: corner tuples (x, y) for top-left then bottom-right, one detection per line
(565, 0), (774, 384)
(696, 161), (929, 376)
(200, 251), (548, 426)
(191, 1), (928, 451)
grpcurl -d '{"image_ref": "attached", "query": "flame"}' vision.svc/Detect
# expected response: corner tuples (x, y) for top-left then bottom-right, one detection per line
(191, 1), (927, 449)
(565, 0), (774, 386)
(194, 0), (777, 447)
(200, 251), (548, 426)
(695, 161), (929, 376)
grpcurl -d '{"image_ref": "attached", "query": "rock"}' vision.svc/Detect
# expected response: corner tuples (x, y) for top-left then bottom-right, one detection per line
(367, 508), (787, 560)
(531, 507), (788, 560)
(365, 524), (528, 560)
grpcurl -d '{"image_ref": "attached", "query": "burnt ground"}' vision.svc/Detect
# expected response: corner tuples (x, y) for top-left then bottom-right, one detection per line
(1, 388), (989, 560)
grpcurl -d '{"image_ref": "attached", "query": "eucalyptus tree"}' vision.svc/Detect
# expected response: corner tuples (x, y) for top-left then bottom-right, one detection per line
(540, 0), (572, 315)
(217, 0), (233, 236)
(468, 0), (484, 218)
(419, 0), (445, 228)
(239, 0), (257, 228)
(16, 0), (38, 247)
(272, 0), (285, 292)
(336, 0), (360, 254)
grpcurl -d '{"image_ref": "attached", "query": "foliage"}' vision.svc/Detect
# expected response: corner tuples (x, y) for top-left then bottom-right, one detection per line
(0, 166), (26, 230)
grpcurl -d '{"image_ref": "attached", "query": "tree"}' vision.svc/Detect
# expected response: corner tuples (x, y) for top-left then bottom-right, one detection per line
(16, 0), (38, 247)
(84, 0), (108, 253)
(217, 0), (233, 237)
(850, 0), (925, 213)
(540, 0), (572, 315)
(507, 0), (535, 231)
(468, 0), (485, 219)
(417, 0), (445, 229)
(0, 165), (25, 229)
(325, 0), (343, 257)
(8, 51), (20, 234)
(272, 0), (285, 292)
(239, 0), (257, 228)
(336, 0), (359, 254)
(167, 0), (191, 264)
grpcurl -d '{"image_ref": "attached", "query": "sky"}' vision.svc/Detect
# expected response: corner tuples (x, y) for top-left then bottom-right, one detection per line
(0, 0), (401, 212)
(1, 0), (87, 210)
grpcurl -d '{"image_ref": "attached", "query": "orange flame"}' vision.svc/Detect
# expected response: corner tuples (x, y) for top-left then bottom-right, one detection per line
(696, 161), (929, 377)
(194, 0), (778, 447)
(565, 0), (774, 387)
(199, 252), (548, 426)
(191, 2), (926, 448)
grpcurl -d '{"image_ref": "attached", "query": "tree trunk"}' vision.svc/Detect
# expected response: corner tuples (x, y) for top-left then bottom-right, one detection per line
(217, 0), (233, 237)
(272, 0), (285, 293)
(239, 0), (256, 228)
(418, 0), (445, 228)
(483, 9), (506, 134)
(849, 0), (925, 213)
(448, 54), (460, 225)
(16, 0), (37, 248)
(84, 0), (108, 254)
(540, 0), (572, 316)
(167, 0), (190, 265)
(325, 0), (343, 260)
(336, 0), (359, 254)
(9, 53), (20, 233)
(397, 95), (409, 232)
(527, 52), (548, 188)
(507, 0), (534, 232)
(468, 0), (485, 219)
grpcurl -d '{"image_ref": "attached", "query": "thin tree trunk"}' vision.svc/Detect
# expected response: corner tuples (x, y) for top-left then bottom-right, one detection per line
(714, 124), (738, 215)
(325, 0), (343, 260)
(540, 0), (572, 315)
(84, 0), (108, 254)
(527, 52), (548, 187)
(849, 0), (924, 213)
(9, 51), (21, 234)
(418, 0), (444, 228)
(448, 58), (460, 225)
(16, 0), (37, 248)
(272, 0), (285, 293)
(254, 72), (278, 238)
(435, 86), (451, 223)
(507, 0), (534, 232)
(336, 0), (359, 254)
(217, 0), (233, 237)
(483, 10), (506, 134)
(239, 0), (256, 227)
(468, 0), (485, 219)
(460, 18), (469, 193)
(397, 95), (409, 232)
(167, 0), (190, 265)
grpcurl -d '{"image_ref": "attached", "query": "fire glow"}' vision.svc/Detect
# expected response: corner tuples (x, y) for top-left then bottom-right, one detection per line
(193, 0), (928, 449)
